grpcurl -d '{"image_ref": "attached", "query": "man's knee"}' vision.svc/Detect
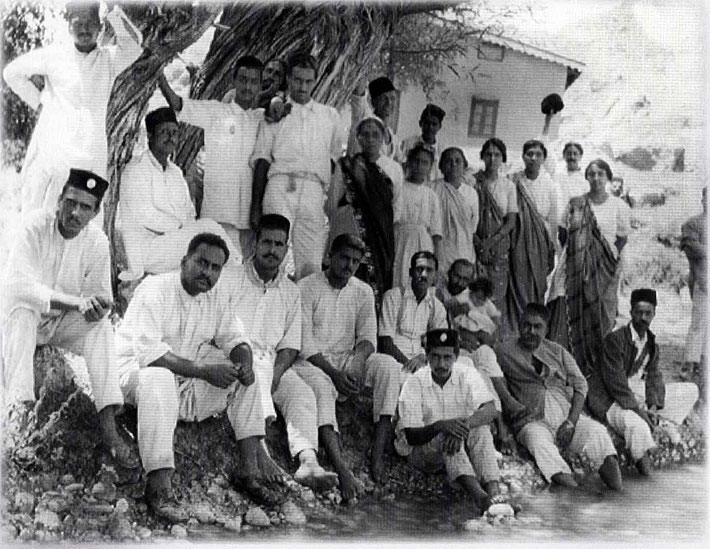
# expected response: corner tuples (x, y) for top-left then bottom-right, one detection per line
(138, 367), (176, 401)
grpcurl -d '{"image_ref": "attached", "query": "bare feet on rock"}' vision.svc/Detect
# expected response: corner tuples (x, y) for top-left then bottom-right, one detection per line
(146, 486), (189, 523)
(256, 441), (287, 484)
(370, 453), (388, 485)
(337, 469), (363, 503)
(551, 472), (578, 488)
(294, 462), (338, 492)
(636, 455), (652, 477)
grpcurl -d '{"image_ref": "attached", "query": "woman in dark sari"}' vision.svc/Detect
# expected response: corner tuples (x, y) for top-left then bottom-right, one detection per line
(326, 117), (401, 311)
(547, 159), (630, 376)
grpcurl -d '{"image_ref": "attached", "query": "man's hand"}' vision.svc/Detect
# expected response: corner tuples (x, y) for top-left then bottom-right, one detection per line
(236, 362), (255, 387)
(555, 419), (576, 449)
(442, 433), (462, 455)
(331, 370), (360, 397)
(200, 362), (239, 389)
(636, 408), (655, 430)
(30, 74), (45, 92)
(403, 353), (427, 374)
(436, 418), (469, 439)
(80, 295), (112, 322)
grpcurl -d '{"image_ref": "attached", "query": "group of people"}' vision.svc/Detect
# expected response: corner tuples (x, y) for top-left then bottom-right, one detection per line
(1, 1), (703, 525)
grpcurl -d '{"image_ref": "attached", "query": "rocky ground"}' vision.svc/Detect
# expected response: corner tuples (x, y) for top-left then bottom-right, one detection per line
(1, 340), (705, 543)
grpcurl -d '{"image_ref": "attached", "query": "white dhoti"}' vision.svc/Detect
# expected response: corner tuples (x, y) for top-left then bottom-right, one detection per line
(684, 287), (707, 363)
(251, 347), (277, 421)
(605, 403), (656, 461)
(218, 222), (255, 265)
(262, 174), (326, 281)
(627, 378), (699, 426)
(20, 160), (70, 214)
(0, 307), (122, 411)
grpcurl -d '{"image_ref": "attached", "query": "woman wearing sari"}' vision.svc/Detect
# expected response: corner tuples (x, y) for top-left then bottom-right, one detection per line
(427, 147), (479, 273)
(326, 117), (403, 310)
(547, 159), (631, 376)
(471, 138), (518, 320)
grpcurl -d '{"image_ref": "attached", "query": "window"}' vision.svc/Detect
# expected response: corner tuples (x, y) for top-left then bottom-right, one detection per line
(468, 98), (499, 138)
(477, 43), (505, 62)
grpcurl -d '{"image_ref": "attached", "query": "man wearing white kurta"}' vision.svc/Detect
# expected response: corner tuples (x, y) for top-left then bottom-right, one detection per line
(250, 53), (344, 281)
(118, 107), (237, 276)
(0, 169), (135, 469)
(116, 232), (282, 520)
(3, 2), (142, 212)
(158, 56), (265, 261)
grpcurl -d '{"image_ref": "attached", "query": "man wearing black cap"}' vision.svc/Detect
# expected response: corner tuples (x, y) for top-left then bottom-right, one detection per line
(587, 289), (699, 476)
(397, 328), (509, 516)
(348, 76), (400, 159)
(398, 104), (446, 180)
(0, 168), (137, 470)
(119, 107), (237, 276)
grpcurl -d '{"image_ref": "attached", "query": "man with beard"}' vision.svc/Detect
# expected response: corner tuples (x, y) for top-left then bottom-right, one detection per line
(0, 169), (137, 470)
(158, 56), (265, 261)
(436, 258), (475, 329)
(116, 233), (282, 521)
(348, 76), (400, 160)
(118, 107), (237, 276)
(586, 289), (699, 476)
(495, 304), (622, 490)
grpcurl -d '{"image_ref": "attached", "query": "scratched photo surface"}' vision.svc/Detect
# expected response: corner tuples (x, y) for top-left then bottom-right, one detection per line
(0, 0), (706, 545)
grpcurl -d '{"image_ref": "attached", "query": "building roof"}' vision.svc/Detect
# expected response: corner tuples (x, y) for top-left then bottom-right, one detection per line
(480, 33), (585, 71)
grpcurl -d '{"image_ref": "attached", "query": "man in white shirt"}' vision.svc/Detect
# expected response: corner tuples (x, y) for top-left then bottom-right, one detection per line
(398, 104), (446, 180)
(348, 76), (400, 160)
(0, 169), (136, 471)
(3, 1), (142, 212)
(397, 329), (507, 516)
(116, 233), (281, 521)
(158, 56), (265, 262)
(118, 107), (237, 276)
(250, 53), (344, 281)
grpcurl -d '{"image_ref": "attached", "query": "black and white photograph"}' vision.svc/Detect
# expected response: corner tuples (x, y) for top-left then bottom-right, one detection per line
(0, 0), (706, 545)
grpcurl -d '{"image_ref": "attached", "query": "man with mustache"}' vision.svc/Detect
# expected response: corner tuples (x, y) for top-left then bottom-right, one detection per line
(586, 289), (699, 476)
(3, 1), (142, 212)
(116, 233), (280, 521)
(495, 304), (622, 490)
(290, 234), (403, 501)
(436, 258), (475, 329)
(0, 168), (136, 471)
(118, 107), (237, 277)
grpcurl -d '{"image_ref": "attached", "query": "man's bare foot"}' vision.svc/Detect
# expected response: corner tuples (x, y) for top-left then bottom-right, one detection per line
(636, 455), (652, 476)
(294, 461), (338, 492)
(337, 469), (363, 503)
(256, 440), (287, 484)
(550, 472), (578, 488)
(370, 452), (388, 484)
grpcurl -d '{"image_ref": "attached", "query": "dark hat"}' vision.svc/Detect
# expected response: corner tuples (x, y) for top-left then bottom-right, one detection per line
(258, 213), (291, 236)
(369, 76), (396, 100)
(145, 107), (178, 134)
(631, 288), (657, 307)
(422, 103), (446, 122)
(541, 93), (564, 115)
(64, 168), (109, 201)
(426, 329), (459, 349)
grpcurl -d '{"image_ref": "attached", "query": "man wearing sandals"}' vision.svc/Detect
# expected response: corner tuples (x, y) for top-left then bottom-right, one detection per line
(396, 329), (508, 516)
(116, 233), (282, 521)
(0, 169), (136, 470)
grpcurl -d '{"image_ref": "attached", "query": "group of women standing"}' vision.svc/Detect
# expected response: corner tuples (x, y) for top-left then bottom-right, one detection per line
(326, 118), (631, 374)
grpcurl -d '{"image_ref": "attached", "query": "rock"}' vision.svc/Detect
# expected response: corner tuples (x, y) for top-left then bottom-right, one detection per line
(193, 501), (216, 524)
(45, 496), (70, 514)
(66, 483), (84, 493)
(114, 498), (130, 514)
(213, 474), (229, 488)
(463, 518), (493, 533)
(486, 503), (515, 518)
(207, 482), (224, 500)
(60, 474), (75, 485)
(14, 492), (35, 514)
(19, 527), (34, 541)
(171, 524), (188, 538)
(270, 516), (281, 525)
(91, 481), (117, 503)
(136, 526), (152, 539)
(34, 509), (61, 530)
(84, 503), (114, 515)
(109, 515), (134, 540)
(281, 501), (307, 525)
(300, 489), (316, 502)
(224, 517), (242, 532)
(244, 507), (270, 527)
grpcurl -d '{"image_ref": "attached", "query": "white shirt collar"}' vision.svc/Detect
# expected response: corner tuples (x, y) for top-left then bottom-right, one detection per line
(629, 322), (647, 348)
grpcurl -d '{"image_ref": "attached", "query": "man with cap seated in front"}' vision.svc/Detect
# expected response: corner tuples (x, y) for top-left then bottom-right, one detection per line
(586, 289), (699, 476)
(116, 232), (282, 521)
(0, 169), (137, 470)
(398, 104), (446, 180)
(118, 107), (238, 277)
(397, 328), (508, 516)
(495, 303), (623, 491)
(348, 76), (400, 160)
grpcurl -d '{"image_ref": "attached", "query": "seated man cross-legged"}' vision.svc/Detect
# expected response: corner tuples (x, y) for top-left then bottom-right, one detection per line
(397, 329), (508, 516)
(495, 304), (623, 490)
(116, 233), (280, 521)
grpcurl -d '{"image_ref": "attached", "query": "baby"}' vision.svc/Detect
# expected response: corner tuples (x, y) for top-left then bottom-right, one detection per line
(454, 277), (500, 343)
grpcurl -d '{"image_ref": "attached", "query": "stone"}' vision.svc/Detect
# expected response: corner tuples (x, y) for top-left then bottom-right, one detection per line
(45, 496), (70, 514)
(109, 515), (134, 540)
(171, 524), (188, 538)
(281, 501), (307, 525)
(114, 498), (130, 514)
(14, 492), (35, 514)
(300, 489), (316, 502)
(60, 474), (75, 485)
(270, 516), (281, 525)
(66, 483), (84, 493)
(84, 503), (114, 515)
(193, 501), (216, 524)
(244, 507), (270, 527)
(224, 517), (242, 532)
(34, 509), (61, 530)
(486, 503), (515, 519)
(92, 481), (117, 503)
(463, 518), (493, 533)
(19, 527), (34, 541)
(136, 526), (152, 539)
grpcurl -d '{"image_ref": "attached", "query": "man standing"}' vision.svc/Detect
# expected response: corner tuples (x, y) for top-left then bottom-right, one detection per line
(158, 56), (265, 261)
(495, 304), (622, 490)
(348, 76), (400, 160)
(680, 188), (707, 380)
(398, 104), (446, 179)
(0, 169), (135, 469)
(586, 289), (699, 476)
(3, 1), (142, 211)
(397, 329), (507, 516)
(116, 233), (282, 521)
(118, 107), (237, 276)
(250, 53), (344, 281)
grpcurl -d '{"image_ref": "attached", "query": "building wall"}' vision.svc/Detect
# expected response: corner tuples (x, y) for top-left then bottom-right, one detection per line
(396, 45), (569, 170)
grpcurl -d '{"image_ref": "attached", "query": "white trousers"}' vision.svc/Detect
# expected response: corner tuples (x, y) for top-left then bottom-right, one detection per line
(262, 174), (326, 281)
(684, 287), (707, 363)
(218, 222), (255, 265)
(0, 307), (122, 411)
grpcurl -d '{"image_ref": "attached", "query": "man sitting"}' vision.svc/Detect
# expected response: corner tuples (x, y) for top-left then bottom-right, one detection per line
(397, 329), (507, 516)
(118, 107), (237, 277)
(586, 289), (699, 476)
(287, 234), (403, 500)
(495, 304), (622, 490)
(116, 233), (280, 521)
(0, 169), (135, 469)
(435, 258), (475, 329)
